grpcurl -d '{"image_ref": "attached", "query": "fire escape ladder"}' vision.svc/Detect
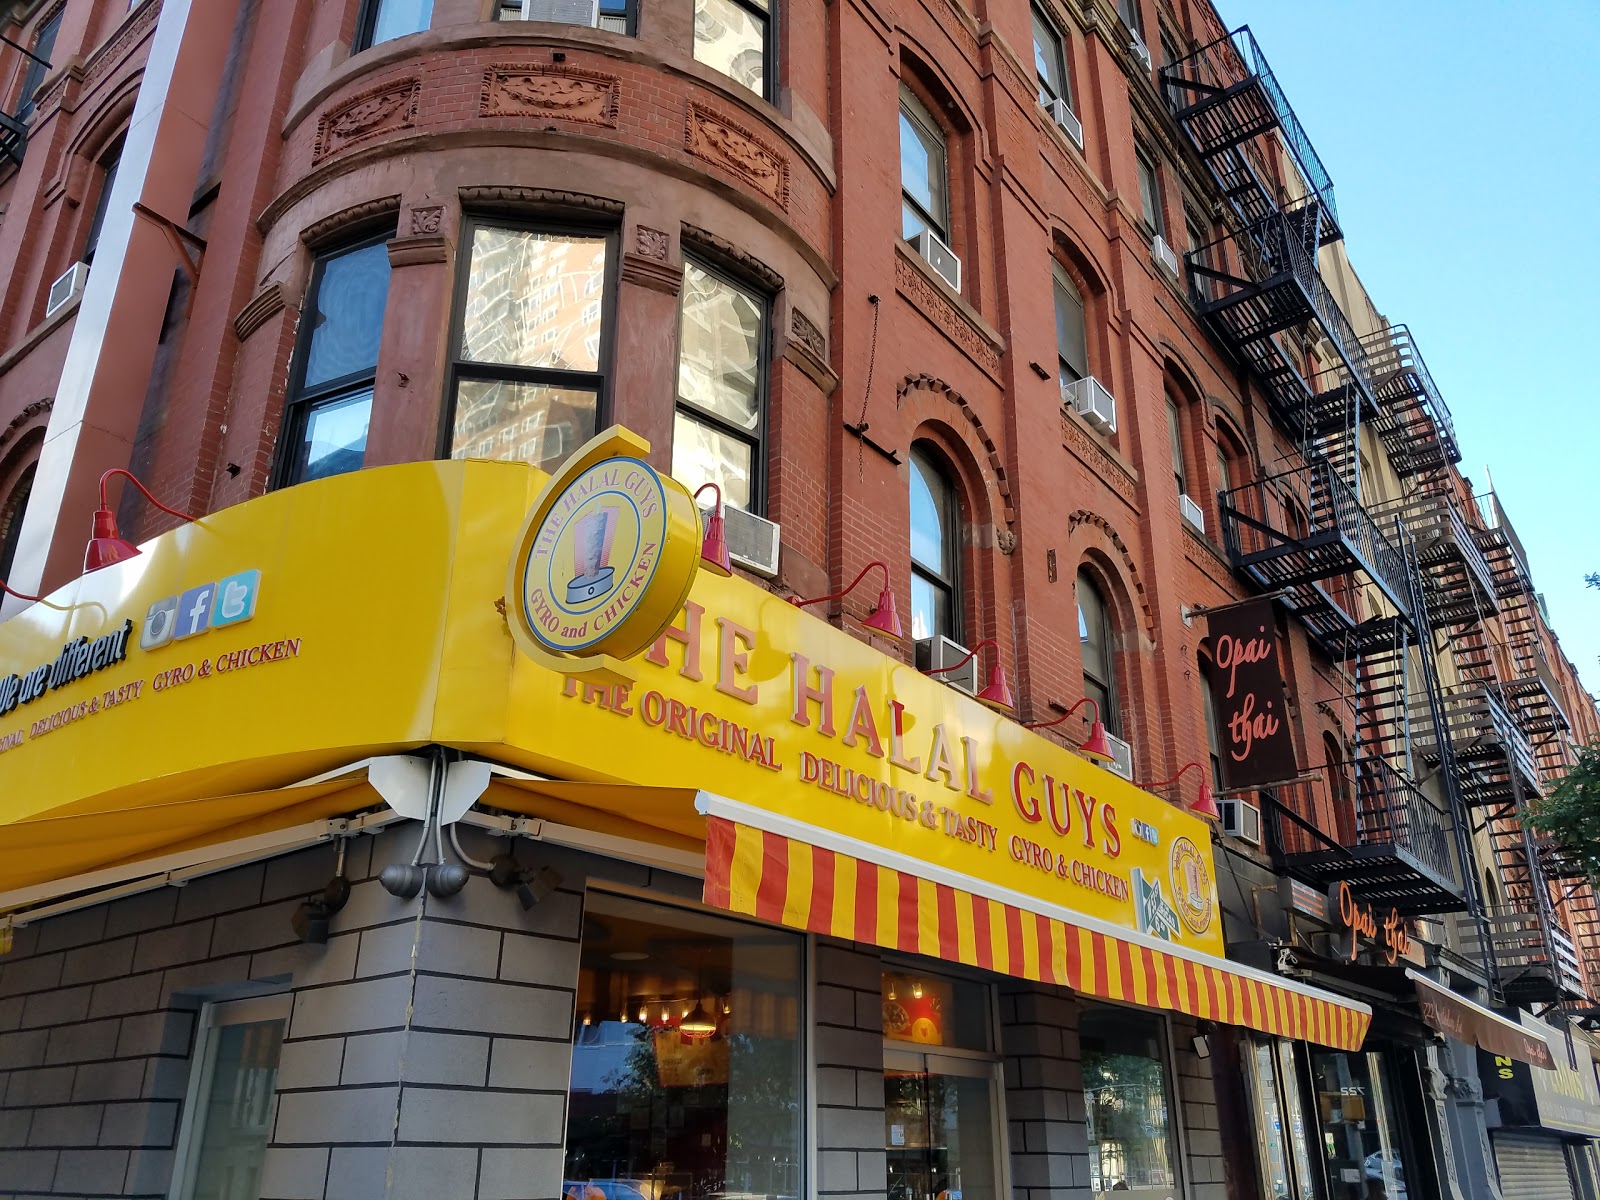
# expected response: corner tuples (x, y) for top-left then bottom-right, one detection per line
(1552, 879), (1600, 1001)
(1359, 326), (1462, 481)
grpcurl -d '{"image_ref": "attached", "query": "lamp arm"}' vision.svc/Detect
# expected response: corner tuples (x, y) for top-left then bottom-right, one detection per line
(0, 577), (44, 602)
(1024, 695), (1100, 731)
(925, 637), (996, 676)
(794, 561), (889, 610)
(1137, 760), (1204, 791)
(99, 468), (200, 522)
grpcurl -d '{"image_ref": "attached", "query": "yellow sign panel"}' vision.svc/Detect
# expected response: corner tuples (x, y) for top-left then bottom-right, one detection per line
(0, 457), (1222, 958)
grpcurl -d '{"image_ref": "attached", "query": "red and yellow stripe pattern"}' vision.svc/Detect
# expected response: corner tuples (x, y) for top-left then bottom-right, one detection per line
(704, 817), (1369, 1051)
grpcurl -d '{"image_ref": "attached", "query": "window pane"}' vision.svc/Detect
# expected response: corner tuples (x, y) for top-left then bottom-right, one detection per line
(294, 389), (372, 483)
(460, 228), (607, 371)
(368, 0), (434, 45)
(881, 969), (989, 1051)
(885, 1068), (1000, 1200)
(16, 10), (60, 124)
(678, 262), (762, 431)
(452, 379), (598, 474)
(1031, 10), (1065, 106)
(302, 242), (392, 389)
(84, 144), (123, 265)
(694, 0), (766, 93)
(1252, 1042), (1293, 1200)
(1081, 1006), (1176, 1200)
(184, 1019), (284, 1200)
(899, 95), (946, 238)
(566, 894), (803, 1200)
(1136, 155), (1163, 235)
(909, 455), (947, 573)
(1167, 398), (1185, 494)
(673, 412), (753, 512)
(1310, 1050), (1409, 1200)
(1054, 269), (1087, 381)
(910, 573), (949, 643)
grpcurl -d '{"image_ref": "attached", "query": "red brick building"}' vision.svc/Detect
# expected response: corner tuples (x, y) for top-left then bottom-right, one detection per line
(2, 0), (1598, 1198)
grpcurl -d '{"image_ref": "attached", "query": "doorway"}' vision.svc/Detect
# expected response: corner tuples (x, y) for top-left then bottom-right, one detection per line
(883, 1048), (1003, 1200)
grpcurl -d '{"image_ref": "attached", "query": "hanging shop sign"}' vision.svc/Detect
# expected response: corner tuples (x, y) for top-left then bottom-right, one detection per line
(1478, 1013), (1599, 1133)
(505, 425), (703, 683)
(1329, 881), (1411, 965)
(1204, 597), (1298, 790)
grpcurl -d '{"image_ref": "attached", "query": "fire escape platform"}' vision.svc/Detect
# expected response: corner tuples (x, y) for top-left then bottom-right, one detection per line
(1373, 493), (1497, 629)
(1411, 688), (1539, 809)
(1457, 910), (1588, 1004)
(1360, 326), (1461, 479)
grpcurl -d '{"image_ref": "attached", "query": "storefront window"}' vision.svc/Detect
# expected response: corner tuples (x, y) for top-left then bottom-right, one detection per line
(1250, 1040), (1318, 1200)
(1081, 1006), (1178, 1200)
(1310, 1050), (1408, 1200)
(565, 894), (804, 1200)
(882, 968), (991, 1051)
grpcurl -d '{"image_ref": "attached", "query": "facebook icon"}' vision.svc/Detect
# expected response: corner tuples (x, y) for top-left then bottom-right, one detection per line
(175, 583), (217, 639)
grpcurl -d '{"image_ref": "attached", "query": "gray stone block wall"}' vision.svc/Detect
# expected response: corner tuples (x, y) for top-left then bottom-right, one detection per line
(813, 939), (888, 1200)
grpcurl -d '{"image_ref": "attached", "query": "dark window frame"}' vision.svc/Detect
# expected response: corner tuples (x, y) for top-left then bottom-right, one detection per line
(0, 461), (36, 582)
(672, 252), (773, 516)
(898, 83), (951, 244)
(497, 0), (637, 36)
(441, 215), (622, 465)
(910, 443), (964, 646)
(272, 229), (395, 490)
(1053, 260), (1088, 387)
(354, 0), (433, 52)
(693, 0), (776, 101)
(13, 5), (61, 126)
(1135, 148), (1165, 238)
(1076, 568), (1121, 736)
(1030, 6), (1071, 111)
(82, 135), (124, 265)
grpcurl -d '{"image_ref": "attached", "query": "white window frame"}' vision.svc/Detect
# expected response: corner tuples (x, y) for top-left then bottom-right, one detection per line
(167, 993), (292, 1200)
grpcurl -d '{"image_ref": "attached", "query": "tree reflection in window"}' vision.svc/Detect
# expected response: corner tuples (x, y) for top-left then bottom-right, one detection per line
(1080, 1007), (1177, 1200)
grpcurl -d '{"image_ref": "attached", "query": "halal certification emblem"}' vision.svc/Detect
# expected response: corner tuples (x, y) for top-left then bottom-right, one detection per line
(1169, 837), (1214, 936)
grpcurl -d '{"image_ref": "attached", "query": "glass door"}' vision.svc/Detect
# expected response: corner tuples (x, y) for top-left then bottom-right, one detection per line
(884, 1048), (1002, 1200)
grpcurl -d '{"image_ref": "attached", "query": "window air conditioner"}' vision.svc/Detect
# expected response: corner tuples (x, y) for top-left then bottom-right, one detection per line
(702, 505), (781, 578)
(1151, 233), (1180, 279)
(912, 229), (962, 292)
(915, 635), (977, 696)
(1128, 30), (1153, 70)
(1102, 732), (1134, 780)
(45, 262), (89, 319)
(1219, 797), (1262, 846)
(1178, 493), (1206, 533)
(517, 0), (601, 24)
(1062, 375), (1117, 435)
(1046, 97), (1084, 150)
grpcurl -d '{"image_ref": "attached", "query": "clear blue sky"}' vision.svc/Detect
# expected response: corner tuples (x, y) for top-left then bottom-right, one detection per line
(1215, 1), (1600, 698)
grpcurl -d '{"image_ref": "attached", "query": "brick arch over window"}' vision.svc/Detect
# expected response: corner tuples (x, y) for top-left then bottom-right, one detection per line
(1065, 508), (1155, 638)
(896, 373), (1015, 531)
(1049, 226), (1116, 311)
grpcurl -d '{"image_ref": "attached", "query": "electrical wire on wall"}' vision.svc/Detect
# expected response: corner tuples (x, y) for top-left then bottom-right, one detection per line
(854, 294), (880, 481)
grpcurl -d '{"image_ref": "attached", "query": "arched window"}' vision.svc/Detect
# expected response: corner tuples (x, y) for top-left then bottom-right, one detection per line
(1053, 263), (1087, 388)
(0, 462), (36, 582)
(1077, 569), (1120, 735)
(909, 445), (961, 643)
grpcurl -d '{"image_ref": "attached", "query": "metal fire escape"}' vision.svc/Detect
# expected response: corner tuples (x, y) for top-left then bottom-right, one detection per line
(1163, 30), (1473, 923)
(0, 32), (53, 168)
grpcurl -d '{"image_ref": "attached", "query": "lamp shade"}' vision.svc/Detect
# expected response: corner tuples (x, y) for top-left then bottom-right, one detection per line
(84, 508), (140, 572)
(1189, 777), (1221, 820)
(976, 662), (1014, 712)
(862, 582), (903, 639)
(1079, 719), (1115, 762)
(679, 1000), (718, 1037)
(700, 506), (732, 575)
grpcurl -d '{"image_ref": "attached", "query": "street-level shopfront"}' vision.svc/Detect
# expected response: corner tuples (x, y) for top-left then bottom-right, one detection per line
(1479, 1013), (1600, 1200)
(0, 445), (1372, 1200)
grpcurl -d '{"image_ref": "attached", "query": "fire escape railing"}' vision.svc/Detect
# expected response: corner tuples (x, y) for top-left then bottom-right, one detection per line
(0, 31), (52, 168)
(1360, 325), (1461, 479)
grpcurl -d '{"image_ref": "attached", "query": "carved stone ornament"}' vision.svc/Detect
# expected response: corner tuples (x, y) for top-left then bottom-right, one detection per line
(481, 64), (619, 127)
(635, 225), (670, 262)
(893, 251), (1002, 376)
(896, 374), (1015, 525)
(410, 205), (444, 235)
(313, 78), (420, 162)
(996, 529), (1018, 555)
(86, 0), (161, 88)
(0, 398), (53, 455)
(1060, 412), (1136, 505)
(790, 307), (825, 361)
(685, 103), (790, 209)
(232, 283), (287, 343)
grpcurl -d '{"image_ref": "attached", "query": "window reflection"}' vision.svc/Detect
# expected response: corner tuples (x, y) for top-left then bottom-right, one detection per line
(672, 260), (765, 512)
(565, 895), (804, 1200)
(1081, 1007), (1176, 1200)
(910, 447), (959, 643)
(1310, 1050), (1409, 1200)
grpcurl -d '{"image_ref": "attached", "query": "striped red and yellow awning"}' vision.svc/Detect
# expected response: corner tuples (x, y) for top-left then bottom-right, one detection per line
(704, 814), (1369, 1051)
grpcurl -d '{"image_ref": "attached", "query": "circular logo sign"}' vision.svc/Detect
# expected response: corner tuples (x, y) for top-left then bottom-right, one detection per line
(506, 427), (703, 674)
(1169, 836), (1214, 936)
(519, 456), (668, 654)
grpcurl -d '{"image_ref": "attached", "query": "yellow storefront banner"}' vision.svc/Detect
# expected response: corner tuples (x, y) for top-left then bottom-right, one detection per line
(0, 459), (1220, 957)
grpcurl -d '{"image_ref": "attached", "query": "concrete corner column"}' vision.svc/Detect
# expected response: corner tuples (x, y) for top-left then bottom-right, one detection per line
(4, 0), (242, 608)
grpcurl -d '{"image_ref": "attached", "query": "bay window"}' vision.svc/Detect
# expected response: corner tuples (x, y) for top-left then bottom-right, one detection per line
(448, 222), (611, 473)
(694, 0), (771, 97)
(355, 0), (434, 49)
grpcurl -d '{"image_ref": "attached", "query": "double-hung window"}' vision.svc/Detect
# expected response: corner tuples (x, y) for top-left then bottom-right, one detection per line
(694, 0), (771, 97)
(1166, 393), (1187, 496)
(13, 6), (60, 127)
(1077, 569), (1120, 735)
(448, 222), (611, 473)
(1053, 263), (1088, 391)
(910, 446), (962, 643)
(1117, 0), (1143, 38)
(1030, 8), (1070, 112)
(355, 0), (433, 50)
(82, 137), (124, 265)
(499, 0), (631, 34)
(899, 86), (949, 243)
(1136, 150), (1164, 238)
(279, 236), (393, 486)
(672, 259), (767, 513)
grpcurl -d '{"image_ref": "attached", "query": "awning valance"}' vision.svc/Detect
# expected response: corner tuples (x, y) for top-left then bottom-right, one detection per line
(701, 799), (1371, 1051)
(1407, 969), (1555, 1068)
